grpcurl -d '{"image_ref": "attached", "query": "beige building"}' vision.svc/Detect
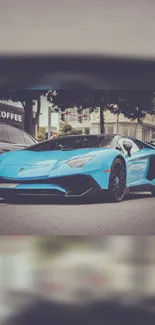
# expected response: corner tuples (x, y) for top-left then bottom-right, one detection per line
(65, 108), (155, 141)
(91, 110), (155, 141)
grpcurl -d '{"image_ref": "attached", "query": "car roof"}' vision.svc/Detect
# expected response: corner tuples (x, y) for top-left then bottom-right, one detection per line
(0, 123), (21, 129)
(0, 123), (35, 140)
(52, 134), (118, 140)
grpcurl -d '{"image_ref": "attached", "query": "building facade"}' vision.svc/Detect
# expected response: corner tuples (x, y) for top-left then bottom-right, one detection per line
(40, 103), (155, 141)
(90, 110), (155, 141)
(65, 107), (91, 135)
(62, 108), (155, 141)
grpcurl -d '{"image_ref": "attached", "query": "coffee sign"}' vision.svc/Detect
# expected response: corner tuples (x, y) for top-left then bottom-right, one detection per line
(0, 110), (23, 122)
(0, 103), (24, 127)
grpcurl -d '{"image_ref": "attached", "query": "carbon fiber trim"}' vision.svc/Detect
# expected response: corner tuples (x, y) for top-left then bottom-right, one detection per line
(0, 174), (101, 196)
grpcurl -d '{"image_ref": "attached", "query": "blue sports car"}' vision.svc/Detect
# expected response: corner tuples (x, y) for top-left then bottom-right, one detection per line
(0, 134), (155, 203)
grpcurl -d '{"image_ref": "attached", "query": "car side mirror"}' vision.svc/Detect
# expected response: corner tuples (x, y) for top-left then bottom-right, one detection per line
(123, 141), (133, 157)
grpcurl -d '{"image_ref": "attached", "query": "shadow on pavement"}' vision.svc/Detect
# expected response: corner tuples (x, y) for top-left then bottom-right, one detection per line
(0, 192), (152, 206)
(3, 300), (155, 325)
(125, 192), (152, 201)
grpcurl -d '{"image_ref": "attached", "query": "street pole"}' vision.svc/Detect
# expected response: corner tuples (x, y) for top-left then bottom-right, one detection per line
(117, 114), (119, 133)
(57, 109), (60, 133)
(48, 106), (51, 140)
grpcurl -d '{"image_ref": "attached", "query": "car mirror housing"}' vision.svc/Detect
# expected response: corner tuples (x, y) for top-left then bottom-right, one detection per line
(123, 141), (133, 157)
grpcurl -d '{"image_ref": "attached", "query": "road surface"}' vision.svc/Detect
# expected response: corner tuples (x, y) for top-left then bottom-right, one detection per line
(0, 193), (154, 235)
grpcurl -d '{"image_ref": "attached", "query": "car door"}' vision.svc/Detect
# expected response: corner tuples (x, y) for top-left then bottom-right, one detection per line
(117, 137), (150, 187)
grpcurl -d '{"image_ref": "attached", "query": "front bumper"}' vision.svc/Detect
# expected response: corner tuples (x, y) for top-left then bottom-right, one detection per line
(0, 174), (101, 198)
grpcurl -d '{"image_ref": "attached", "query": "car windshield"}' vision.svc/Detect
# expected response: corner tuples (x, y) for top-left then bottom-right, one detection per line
(26, 135), (114, 152)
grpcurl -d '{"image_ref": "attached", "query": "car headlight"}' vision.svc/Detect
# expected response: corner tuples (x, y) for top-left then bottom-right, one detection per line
(66, 156), (95, 168)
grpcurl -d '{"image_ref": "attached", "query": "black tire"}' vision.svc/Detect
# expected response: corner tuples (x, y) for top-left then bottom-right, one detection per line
(151, 188), (155, 197)
(108, 158), (126, 202)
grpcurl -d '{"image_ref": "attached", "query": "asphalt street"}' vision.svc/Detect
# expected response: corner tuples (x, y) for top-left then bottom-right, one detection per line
(0, 193), (155, 235)
(2, 300), (155, 325)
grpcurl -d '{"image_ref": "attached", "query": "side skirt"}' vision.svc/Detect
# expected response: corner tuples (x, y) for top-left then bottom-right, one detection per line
(127, 184), (153, 193)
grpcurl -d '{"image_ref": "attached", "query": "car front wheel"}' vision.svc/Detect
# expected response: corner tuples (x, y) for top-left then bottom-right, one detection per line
(108, 158), (126, 202)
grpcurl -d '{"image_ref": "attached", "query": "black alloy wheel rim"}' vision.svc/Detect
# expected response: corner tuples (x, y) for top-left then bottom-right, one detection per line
(111, 161), (126, 200)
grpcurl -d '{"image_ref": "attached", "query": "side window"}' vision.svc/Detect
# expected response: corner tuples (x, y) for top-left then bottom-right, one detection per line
(0, 125), (6, 142)
(134, 139), (144, 150)
(100, 136), (113, 148)
(23, 132), (35, 146)
(3, 125), (25, 144)
(117, 138), (140, 155)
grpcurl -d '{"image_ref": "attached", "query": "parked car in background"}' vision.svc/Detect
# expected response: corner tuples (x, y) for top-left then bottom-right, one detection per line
(0, 123), (37, 154)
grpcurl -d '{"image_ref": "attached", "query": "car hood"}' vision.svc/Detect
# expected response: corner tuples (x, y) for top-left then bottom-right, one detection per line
(0, 148), (112, 179)
(0, 148), (109, 166)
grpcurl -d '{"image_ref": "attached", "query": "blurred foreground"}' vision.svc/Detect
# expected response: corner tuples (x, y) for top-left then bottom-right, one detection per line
(1, 237), (155, 324)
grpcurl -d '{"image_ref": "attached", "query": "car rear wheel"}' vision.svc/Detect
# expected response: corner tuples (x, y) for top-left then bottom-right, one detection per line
(108, 158), (126, 202)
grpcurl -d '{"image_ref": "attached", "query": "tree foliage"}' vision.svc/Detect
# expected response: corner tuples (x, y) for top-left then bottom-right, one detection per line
(37, 127), (46, 142)
(58, 122), (83, 136)
(59, 122), (72, 134)
(48, 89), (155, 118)
(108, 90), (155, 122)
(1, 89), (155, 136)
(35, 237), (94, 258)
(70, 128), (83, 135)
(47, 90), (155, 133)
